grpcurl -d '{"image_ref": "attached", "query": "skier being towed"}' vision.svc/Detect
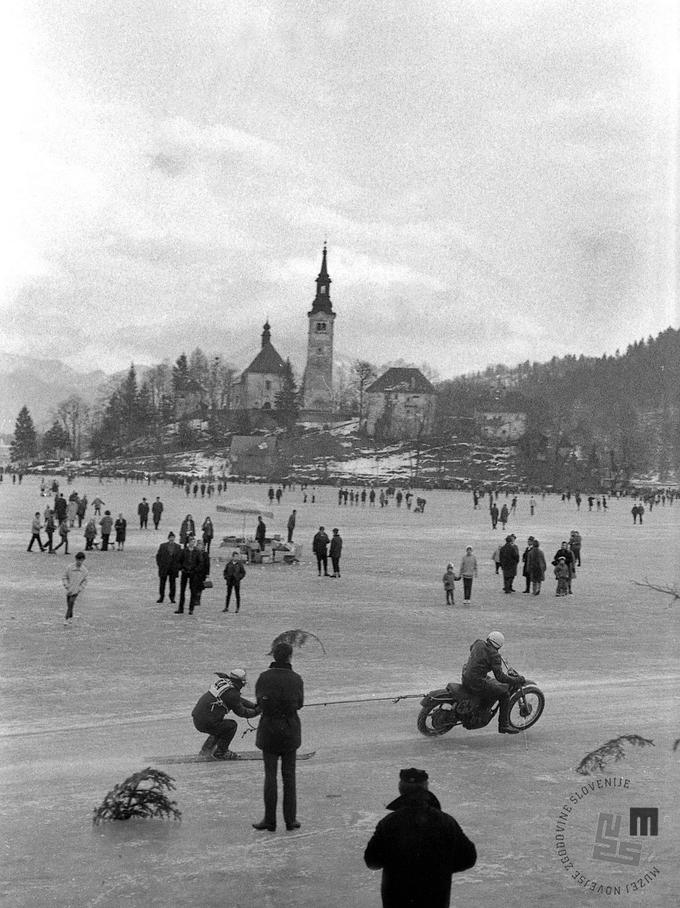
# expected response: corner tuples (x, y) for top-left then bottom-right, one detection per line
(192, 669), (260, 759)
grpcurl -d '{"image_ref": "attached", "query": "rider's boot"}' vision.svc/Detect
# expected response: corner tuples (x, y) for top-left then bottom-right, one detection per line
(199, 735), (218, 757)
(497, 698), (520, 735)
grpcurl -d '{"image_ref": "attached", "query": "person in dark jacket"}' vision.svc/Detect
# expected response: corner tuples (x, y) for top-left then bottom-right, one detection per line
(521, 536), (535, 593)
(114, 513), (127, 551)
(526, 538), (547, 595)
(99, 511), (114, 551)
(287, 509), (296, 543)
(175, 536), (204, 614)
(187, 539), (210, 613)
(253, 642), (304, 832)
(191, 668), (260, 759)
(498, 535), (520, 593)
(223, 551), (246, 612)
(201, 516), (214, 554)
(179, 514), (195, 546)
(461, 631), (524, 734)
(329, 528), (343, 578)
(156, 531), (183, 603)
(137, 498), (150, 529)
(551, 541), (575, 593)
(312, 526), (330, 576)
(364, 767), (477, 908)
(151, 497), (164, 530)
(255, 515), (267, 551)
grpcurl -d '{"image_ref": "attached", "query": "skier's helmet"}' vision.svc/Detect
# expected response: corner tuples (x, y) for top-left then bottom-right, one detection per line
(486, 631), (505, 650)
(228, 668), (247, 685)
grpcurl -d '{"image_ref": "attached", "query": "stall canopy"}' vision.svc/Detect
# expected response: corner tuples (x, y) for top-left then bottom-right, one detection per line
(216, 500), (274, 535)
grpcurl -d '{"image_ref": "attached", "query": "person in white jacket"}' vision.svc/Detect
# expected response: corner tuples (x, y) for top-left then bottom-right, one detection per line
(458, 546), (478, 606)
(62, 552), (88, 626)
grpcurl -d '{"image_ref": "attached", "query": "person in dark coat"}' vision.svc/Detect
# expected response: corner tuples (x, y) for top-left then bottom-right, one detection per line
(151, 497), (164, 530)
(364, 767), (477, 908)
(114, 513), (127, 551)
(521, 536), (535, 593)
(490, 502), (499, 529)
(551, 541), (575, 593)
(186, 539), (210, 613)
(312, 526), (330, 576)
(201, 516), (214, 554)
(222, 551), (246, 613)
(179, 514), (195, 546)
(329, 528), (343, 578)
(176, 536), (198, 613)
(498, 535), (520, 593)
(156, 531), (183, 603)
(526, 539), (547, 595)
(192, 668), (260, 759)
(253, 642), (304, 832)
(137, 498), (150, 529)
(255, 516), (267, 551)
(287, 509), (296, 543)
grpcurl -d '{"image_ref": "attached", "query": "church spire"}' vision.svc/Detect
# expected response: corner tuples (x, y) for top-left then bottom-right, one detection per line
(310, 244), (333, 315)
(261, 320), (271, 347)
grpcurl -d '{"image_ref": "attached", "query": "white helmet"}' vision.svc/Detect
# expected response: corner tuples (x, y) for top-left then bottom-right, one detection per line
(487, 631), (505, 650)
(228, 668), (247, 685)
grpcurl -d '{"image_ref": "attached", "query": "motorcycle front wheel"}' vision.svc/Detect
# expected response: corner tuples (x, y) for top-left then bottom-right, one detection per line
(508, 685), (545, 731)
(416, 701), (459, 737)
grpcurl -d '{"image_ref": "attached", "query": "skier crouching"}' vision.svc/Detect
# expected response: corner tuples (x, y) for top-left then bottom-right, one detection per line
(192, 669), (260, 759)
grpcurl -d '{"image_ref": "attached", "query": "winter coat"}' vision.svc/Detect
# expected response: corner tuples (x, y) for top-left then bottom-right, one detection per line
(202, 518), (214, 540)
(499, 542), (520, 575)
(552, 548), (575, 576)
(62, 563), (88, 596)
(84, 520), (97, 541)
(329, 534), (343, 558)
(114, 518), (127, 541)
(99, 515), (113, 535)
(462, 639), (515, 691)
(442, 570), (456, 591)
(192, 677), (258, 726)
(223, 560), (246, 583)
(182, 548), (210, 581)
(459, 554), (478, 578)
(179, 518), (196, 545)
(156, 542), (183, 575)
(255, 520), (267, 545)
(137, 501), (149, 518)
(151, 501), (163, 519)
(255, 662), (303, 754)
(364, 789), (477, 908)
(312, 531), (330, 555)
(554, 562), (570, 581)
(526, 546), (546, 582)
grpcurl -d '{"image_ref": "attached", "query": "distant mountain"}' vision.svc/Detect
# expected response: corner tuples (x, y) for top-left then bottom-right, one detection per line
(0, 353), (111, 433)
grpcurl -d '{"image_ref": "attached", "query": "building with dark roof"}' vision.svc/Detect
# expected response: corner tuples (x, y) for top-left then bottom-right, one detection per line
(235, 321), (287, 410)
(365, 367), (437, 439)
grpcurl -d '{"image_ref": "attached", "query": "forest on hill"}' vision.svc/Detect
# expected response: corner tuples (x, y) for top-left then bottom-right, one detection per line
(9, 329), (679, 488)
(435, 327), (680, 486)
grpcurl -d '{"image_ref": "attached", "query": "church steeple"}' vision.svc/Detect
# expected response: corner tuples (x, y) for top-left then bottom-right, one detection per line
(310, 244), (333, 315)
(261, 320), (271, 347)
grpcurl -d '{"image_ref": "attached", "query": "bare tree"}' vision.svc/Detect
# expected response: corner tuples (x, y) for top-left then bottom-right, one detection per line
(56, 395), (90, 459)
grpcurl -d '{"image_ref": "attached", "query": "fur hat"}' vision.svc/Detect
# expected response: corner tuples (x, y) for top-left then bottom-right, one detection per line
(399, 768), (428, 784)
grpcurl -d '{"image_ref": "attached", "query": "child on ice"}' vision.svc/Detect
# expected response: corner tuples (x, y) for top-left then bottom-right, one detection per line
(554, 557), (570, 597)
(442, 563), (459, 605)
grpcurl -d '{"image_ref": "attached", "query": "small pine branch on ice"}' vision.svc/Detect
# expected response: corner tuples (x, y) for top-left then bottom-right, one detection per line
(269, 629), (326, 655)
(576, 735), (654, 775)
(93, 768), (181, 823)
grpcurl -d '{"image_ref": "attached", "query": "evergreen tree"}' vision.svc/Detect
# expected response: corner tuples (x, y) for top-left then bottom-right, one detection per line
(172, 353), (189, 397)
(42, 420), (72, 458)
(275, 359), (300, 429)
(10, 406), (38, 463)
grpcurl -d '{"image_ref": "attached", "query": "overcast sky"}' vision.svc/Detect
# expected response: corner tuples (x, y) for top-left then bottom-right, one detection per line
(2, 0), (678, 380)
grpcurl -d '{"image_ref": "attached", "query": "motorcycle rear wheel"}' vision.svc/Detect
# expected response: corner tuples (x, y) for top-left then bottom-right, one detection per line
(508, 685), (545, 731)
(416, 701), (459, 737)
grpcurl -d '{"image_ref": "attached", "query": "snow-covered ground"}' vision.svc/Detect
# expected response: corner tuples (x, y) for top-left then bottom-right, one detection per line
(1, 478), (678, 906)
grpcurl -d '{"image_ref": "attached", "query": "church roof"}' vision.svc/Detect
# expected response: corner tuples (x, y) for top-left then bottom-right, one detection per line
(242, 343), (286, 376)
(366, 368), (436, 395)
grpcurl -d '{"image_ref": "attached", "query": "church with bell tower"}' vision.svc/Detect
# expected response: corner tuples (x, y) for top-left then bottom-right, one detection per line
(301, 244), (336, 416)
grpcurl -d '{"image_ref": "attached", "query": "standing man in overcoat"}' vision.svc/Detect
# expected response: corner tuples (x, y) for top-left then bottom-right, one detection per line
(252, 642), (304, 832)
(156, 531), (183, 604)
(312, 526), (330, 576)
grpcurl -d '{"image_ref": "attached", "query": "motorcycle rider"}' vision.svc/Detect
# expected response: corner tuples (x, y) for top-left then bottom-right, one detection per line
(191, 669), (260, 759)
(461, 632), (525, 735)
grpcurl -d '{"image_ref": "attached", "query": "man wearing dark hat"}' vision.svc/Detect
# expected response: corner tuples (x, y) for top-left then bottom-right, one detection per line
(252, 642), (304, 832)
(155, 531), (183, 604)
(364, 767), (476, 907)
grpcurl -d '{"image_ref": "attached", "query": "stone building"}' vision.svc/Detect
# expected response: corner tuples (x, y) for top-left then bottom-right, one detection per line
(364, 367), (436, 439)
(301, 244), (335, 417)
(235, 322), (286, 410)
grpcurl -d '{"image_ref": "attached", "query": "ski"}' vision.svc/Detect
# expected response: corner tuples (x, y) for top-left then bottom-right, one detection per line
(147, 751), (316, 765)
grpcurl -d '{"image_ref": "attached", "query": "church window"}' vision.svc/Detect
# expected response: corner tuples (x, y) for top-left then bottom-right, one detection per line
(317, 347), (323, 354)
(316, 322), (326, 332)
(320, 286), (326, 294)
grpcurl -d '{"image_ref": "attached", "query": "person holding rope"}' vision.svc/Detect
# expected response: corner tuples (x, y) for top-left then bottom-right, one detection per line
(191, 669), (260, 760)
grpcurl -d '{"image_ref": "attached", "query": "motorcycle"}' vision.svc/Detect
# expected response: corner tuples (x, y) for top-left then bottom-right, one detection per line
(417, 670), (545, 737)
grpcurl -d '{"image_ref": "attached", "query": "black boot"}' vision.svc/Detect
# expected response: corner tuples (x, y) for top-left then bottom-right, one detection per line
(199, 735), (217, 757)
(252, 819), (276, 831)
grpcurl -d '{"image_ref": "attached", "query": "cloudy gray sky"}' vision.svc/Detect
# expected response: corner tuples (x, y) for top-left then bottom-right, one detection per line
(2, 0), (678, 380)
